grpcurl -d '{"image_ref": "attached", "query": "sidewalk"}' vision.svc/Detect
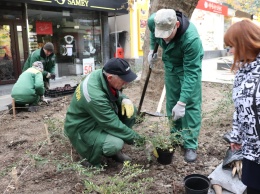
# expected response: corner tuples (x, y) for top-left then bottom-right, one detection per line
(0, 56), (234, 112)
(0, 76), (80, 112)
(202, 56), (234, 84)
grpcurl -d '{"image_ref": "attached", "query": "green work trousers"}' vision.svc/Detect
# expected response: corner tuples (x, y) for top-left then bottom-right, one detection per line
(14, 95), (40, 106)
(102, 108), (136, 157)
(165, 68), (201, 150)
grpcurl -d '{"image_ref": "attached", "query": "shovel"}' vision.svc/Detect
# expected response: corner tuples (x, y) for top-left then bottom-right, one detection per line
(145, 85), (166, 117)
(137, 43), (165, 117)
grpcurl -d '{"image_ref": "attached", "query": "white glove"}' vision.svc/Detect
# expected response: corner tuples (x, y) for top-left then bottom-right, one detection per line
(46, 72), (51, 78)
(121, 99), (134, 118)
(40, 96), (50, 104)
(172, 101), (186, 121)
(148, 50), (158, 68)
(90, 48), (96, 54)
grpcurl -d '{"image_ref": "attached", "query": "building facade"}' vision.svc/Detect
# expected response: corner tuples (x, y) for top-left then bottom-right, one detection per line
(0, 0), (128, 85)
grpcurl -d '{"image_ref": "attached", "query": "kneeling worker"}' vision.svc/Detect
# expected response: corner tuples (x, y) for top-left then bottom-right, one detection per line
(11, 61), (45, 112)
(64, 58), (141, 167)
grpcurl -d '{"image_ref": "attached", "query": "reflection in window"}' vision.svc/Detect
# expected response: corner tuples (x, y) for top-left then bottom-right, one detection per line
(0, 25), (14, 80)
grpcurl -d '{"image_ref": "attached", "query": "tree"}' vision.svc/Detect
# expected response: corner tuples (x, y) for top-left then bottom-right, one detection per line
(221, 0), (260, 15)
(139, 0), (200, 110)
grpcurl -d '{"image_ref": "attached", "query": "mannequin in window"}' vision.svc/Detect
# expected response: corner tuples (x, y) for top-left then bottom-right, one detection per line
(83, 40), (96, 57)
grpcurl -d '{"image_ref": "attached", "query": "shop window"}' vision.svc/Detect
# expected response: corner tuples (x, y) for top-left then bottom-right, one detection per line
(27, 5), (102, 76)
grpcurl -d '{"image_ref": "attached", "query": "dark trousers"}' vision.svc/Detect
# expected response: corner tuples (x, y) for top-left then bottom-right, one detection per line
(247, 187), (260, 194)
(242, 158), (260, 191)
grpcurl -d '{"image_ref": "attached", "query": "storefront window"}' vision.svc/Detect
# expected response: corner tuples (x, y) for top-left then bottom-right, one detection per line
(27, 5), (101, 76)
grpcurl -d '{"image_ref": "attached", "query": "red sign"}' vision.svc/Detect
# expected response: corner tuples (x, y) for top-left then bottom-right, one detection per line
(196, 0), (228, 16)
(36, 21), (53, 35)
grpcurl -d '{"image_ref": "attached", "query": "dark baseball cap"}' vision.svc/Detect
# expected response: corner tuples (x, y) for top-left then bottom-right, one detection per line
(103, 58), (137, 82)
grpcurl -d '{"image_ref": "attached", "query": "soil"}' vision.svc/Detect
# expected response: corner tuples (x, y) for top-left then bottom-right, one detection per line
(0, 81), (234, 194)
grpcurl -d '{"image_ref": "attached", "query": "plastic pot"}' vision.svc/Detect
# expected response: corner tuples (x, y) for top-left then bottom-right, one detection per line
(184, 174), (210, 194)
(156, 147), (174, 165)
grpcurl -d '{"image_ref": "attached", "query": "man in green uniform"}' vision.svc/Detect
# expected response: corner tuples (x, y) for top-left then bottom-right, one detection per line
(22, 42), (56, 89)
(147, 9), (204, 162)
(11, 61), (45, 112)
(64, 58), (141, 167)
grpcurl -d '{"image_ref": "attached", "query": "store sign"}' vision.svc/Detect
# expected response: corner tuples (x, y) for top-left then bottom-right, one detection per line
(11, 0), (128, 13)
(36, 21), (53, 35)
(138, 8), (148, 50)
(196, 0), (228, 16)
(83, 58), (95, 75)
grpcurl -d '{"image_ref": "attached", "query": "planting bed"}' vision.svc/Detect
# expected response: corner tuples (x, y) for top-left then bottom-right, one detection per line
(0, 81), (234, 193)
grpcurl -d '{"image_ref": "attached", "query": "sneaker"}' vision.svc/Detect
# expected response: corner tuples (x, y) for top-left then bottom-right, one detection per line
(111, 151), (132, 163)
(184, 149), (197, 162)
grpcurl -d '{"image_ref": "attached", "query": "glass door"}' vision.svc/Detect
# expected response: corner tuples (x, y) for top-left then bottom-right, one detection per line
(0, 24), (14, 83)
(0, 22), (25, 85)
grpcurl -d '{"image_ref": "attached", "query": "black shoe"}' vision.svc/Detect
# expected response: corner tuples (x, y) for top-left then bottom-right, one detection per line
(185, 149), (197, 162)
(28, 106), (39, 112)
(7, 104), (14, 114)
(80, 160), (92, 168)
(7, 103), (21, 114)
(111, 151), (132, 163)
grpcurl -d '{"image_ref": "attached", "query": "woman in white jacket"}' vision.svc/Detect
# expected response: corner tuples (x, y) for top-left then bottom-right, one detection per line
(224, 19), (260, 194)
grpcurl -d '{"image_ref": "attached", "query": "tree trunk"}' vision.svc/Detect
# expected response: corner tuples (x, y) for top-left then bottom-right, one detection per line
(139, 0), (199, 111)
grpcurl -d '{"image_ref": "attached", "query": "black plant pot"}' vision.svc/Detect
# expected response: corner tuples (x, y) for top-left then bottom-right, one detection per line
(156, 147), (174, 165)
(184, 174), (210, 194)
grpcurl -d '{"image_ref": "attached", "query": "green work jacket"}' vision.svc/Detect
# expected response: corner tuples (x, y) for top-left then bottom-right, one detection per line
(11, 67), (44, 104)
(148, 11), (204, 104)
(22, 48), (56, 82)
(64, 69), (139, 166)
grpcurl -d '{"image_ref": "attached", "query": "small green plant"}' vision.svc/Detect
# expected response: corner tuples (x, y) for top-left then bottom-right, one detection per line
(84, 161), (153, 193)
(150, 130), (184, 152)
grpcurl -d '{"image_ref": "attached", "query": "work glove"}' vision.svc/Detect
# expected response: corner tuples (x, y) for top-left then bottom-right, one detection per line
(172, 101), (186, 121)
(148, 50), (158, 68)
(121, 99), (134, 118)
(50, 73), (56, 80)
(46, 73), (55, 80)
(46, 72), (51, 78)
(40, 96), (50, 104)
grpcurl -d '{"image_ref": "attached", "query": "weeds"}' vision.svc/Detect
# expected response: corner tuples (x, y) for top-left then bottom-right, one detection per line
(84, 161), (153, 194)
(202, 83), (233, 126)
(2, 116), (154, 193)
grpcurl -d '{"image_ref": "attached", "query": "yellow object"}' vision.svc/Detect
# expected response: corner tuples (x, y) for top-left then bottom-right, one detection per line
(231, 160), (243, 179)
(153, 148), (159, 158)
(121, 99), (134, 118)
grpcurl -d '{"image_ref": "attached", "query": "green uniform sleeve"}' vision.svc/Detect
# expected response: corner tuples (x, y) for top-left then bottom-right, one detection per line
(49, 63), (55, 74)
(42, 70), (48, 78)
(42, 55), (56, 76)
(179, 37), (203, 104)
(148, 13), (157, 50)
(22, 54), (32, 72)
(22, 50), (42, 72)
(87, 97), (138, 144)
(34, 72), (45, 96)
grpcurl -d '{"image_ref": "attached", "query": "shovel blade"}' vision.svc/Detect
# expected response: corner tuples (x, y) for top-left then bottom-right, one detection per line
(145, 111), (167, 117)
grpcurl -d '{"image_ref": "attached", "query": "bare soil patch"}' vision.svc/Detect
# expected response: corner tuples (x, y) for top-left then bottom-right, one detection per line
(0, 81), (233, 193)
